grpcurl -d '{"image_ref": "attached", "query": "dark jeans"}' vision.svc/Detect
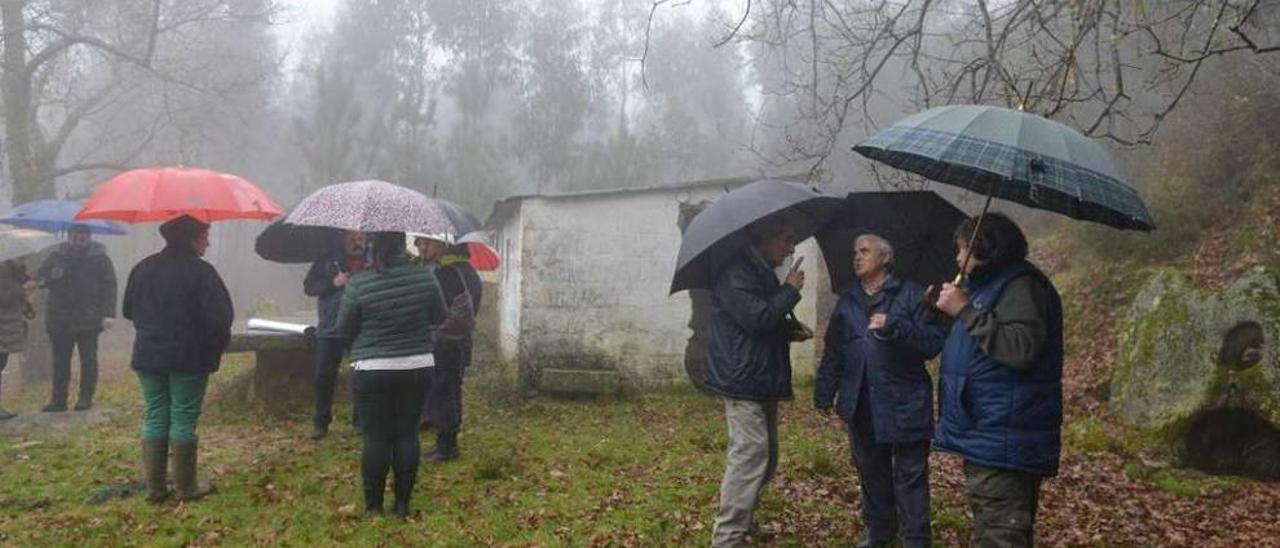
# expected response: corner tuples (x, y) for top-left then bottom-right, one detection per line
(964, 461), (1044, 548)
(313, 337), (353, 429)
(848, 395), (931, 547)
(50, 330), (99, 406)
(354, 367), (430, 511)
(423, 340), (470, 439)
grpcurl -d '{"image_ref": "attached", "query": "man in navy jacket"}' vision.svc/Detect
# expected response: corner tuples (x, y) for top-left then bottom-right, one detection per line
(815, 234), (946, 548)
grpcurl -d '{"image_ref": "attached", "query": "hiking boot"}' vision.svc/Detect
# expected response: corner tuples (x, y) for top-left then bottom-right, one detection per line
(141, 439), (170, 504)
(310, 425), (328, 441)
(0, 407), (16, 421)
(171, 440), (215, 502)
(41, 402), (67, 413)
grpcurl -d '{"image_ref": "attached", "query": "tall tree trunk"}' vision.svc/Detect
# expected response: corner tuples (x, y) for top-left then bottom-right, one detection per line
(3, 1), (53, 386)
(1, 0), (51, 205)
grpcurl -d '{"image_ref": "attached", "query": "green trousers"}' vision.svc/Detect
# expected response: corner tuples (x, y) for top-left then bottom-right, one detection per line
(965, 461), (1044, 548)
(137, 371), (209, 442)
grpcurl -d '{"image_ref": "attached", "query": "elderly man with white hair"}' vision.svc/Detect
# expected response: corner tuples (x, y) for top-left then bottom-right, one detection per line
(814, 233), (946, 548)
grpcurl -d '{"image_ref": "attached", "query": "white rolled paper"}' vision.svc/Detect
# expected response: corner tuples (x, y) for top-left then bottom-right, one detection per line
(246, 318), (316, 336)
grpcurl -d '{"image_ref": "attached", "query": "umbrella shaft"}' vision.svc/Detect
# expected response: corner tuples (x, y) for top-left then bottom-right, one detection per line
(957, 183), (998, 284)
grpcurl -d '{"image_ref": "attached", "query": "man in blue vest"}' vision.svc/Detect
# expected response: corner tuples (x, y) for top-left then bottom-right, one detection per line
(933, 213), (1064, 548)
(815, 234), (946, 548)
(705, 219), (812, 547)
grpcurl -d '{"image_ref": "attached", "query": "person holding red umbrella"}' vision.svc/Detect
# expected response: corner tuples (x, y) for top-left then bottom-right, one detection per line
(123, 215), (232, 503)
(78, 166), (282, 504)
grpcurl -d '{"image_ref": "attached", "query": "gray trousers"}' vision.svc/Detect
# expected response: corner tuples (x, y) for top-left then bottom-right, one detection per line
(711, 398), (779, 548)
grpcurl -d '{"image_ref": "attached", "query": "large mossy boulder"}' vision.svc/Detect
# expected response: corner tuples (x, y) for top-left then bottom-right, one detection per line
(1110, 267), (1280, 480)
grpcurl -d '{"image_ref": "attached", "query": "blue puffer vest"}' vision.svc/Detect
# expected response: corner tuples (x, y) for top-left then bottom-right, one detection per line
(934, 261), (1064, 477)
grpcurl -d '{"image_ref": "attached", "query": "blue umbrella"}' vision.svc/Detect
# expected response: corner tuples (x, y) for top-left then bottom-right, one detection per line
(0, 199), (126, 235)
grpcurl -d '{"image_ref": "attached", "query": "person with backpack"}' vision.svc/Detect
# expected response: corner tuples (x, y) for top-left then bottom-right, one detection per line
(413, 236), (482, 462)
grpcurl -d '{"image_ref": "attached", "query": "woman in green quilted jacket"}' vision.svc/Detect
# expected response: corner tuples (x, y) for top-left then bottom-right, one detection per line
(336, 231), (448, 518)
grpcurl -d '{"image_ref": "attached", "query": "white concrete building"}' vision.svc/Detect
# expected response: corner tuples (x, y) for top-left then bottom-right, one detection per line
(487, 177), (825, 393)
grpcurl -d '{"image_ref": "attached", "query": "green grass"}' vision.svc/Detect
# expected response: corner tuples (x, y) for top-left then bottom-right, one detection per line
(0, 358), (876, 546)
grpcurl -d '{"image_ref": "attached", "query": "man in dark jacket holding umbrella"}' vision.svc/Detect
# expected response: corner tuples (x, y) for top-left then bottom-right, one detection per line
(29, 223), (116, 412)
(304, 230), (368, 440)
(706, 219), (812, 547)
(124, 215), (233, 503)
(815, 234), (946, 548)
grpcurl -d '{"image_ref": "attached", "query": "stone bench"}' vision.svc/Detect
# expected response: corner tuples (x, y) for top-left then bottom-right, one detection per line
(225, 330), (315, 412)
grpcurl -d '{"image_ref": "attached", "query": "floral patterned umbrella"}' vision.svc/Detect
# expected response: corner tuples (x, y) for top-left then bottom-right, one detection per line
(284, 180), (455, 235)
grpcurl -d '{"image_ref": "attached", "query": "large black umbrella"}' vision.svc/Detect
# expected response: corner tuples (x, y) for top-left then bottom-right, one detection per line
(254, 220), (337, 264)
(671, 179), (843, 294)
(817, 191), (967, 294)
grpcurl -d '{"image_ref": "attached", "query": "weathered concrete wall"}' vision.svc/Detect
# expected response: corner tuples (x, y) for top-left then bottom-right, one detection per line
(495, 205), (523, 363)
(499, 189), (820, 391)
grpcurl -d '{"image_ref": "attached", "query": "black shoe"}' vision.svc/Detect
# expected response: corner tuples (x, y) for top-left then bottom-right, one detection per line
(309, 426), (328, 441)
(0, 407), (16, 421)
(74, 400), (92, 411)
(41, 402), (67, 413)
(424, 447), (458, 462)
(855, 536), (894, 548)
(393, 500), (410, 519)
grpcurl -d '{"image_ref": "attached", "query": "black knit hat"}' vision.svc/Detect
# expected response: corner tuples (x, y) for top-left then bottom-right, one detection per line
(159, 215), (209, 245)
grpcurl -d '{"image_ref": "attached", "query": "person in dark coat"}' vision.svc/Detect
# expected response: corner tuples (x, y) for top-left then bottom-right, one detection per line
(304, 230), (368, 440)
(123, 215), (233, 503)
(0, 259), (33, 420)
(414, 236), (483, 462)
(29, 224), (116, 411)
(933, 213), (1064, 548)
(706, 220), (813, 548)
(815, 234), (946, 548)
(338, 232), (448, 518)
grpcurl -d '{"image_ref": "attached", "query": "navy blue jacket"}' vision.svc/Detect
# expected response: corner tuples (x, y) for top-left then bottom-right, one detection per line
(934, 261), (1064, 476)
(704, 250), (801, 401)
(304, 247), (369, 339)
(814, 277), (946, 443)
(123, 246), (234, 375)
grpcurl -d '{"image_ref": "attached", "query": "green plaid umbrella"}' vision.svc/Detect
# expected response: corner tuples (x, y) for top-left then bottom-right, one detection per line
(853, 105), (1154, 231)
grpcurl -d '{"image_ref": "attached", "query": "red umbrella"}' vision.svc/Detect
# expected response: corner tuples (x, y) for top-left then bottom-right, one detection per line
(75, 167), (283, 224)
(456, 232), (499, 272)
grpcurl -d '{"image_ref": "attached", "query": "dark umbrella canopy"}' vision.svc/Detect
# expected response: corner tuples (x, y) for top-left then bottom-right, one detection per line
(0, 200), (126, 235)
(254, 219), (339, 264)
(433, 199), (483, 237)
(817, 191), (967, 294)
(853, 105), (1154, 231)
(671, 179), (843, 294)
